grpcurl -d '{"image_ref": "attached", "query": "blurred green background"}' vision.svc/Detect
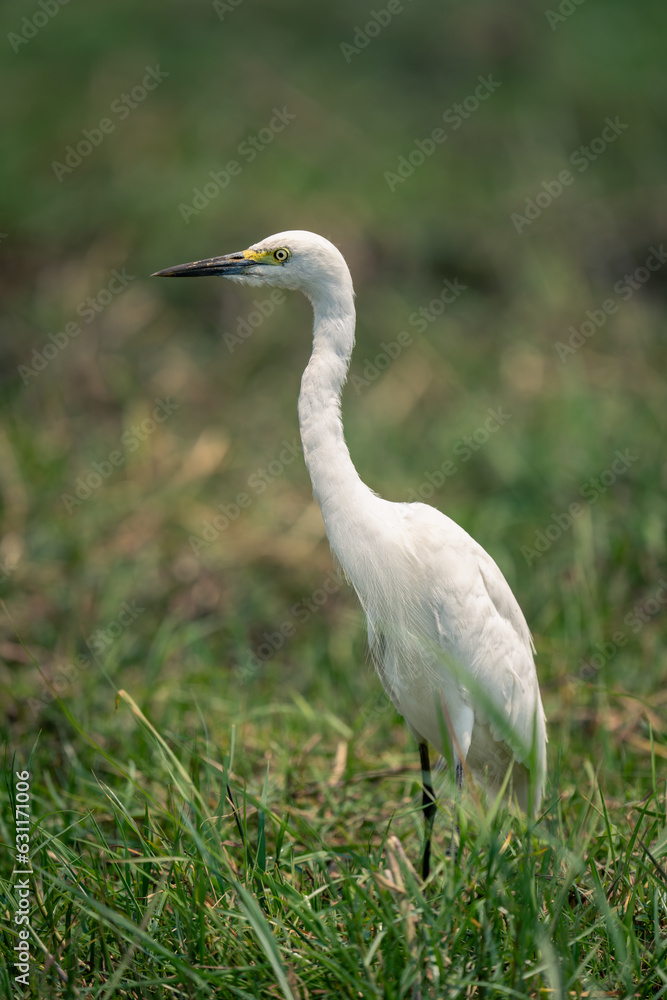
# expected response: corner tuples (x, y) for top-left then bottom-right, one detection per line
(1, 0), (666, 800)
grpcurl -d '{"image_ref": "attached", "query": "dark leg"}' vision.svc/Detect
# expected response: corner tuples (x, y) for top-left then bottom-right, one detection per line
(451, 761), (463, 863)
(419, 742), (436, 880)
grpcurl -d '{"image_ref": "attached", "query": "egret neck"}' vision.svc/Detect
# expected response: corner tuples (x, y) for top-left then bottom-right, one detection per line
(298, 281), (376, 555)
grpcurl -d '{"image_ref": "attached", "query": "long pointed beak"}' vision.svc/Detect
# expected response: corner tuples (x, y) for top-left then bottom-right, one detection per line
(151, 252), (255, 278)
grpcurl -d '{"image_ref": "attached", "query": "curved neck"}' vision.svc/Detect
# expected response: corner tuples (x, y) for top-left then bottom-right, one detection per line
(298, 285), (374, 558)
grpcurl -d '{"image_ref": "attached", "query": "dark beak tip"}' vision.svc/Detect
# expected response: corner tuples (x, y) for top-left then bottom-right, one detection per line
(152, 267), (182, 278)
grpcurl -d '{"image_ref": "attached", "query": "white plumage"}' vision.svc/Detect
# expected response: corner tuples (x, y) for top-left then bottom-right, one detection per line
(154, 230), (547, 874)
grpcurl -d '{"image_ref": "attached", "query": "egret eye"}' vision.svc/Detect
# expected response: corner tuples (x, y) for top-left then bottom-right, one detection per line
(273, 248), (290, 262)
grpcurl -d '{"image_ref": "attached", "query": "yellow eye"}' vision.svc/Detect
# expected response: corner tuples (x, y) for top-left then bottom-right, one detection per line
(273, 247), (290, 262)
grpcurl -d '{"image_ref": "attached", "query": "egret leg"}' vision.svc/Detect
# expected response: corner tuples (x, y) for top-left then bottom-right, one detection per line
(450, 760), (464, 863)
(419, 742), (436, 880)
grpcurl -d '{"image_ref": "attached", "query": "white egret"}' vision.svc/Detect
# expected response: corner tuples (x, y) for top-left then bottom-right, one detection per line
(153, 231), (547, 877)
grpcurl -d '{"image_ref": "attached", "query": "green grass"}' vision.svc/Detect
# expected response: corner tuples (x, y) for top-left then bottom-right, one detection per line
(2, 688), (667, 997)
(2, 0), (667, 995)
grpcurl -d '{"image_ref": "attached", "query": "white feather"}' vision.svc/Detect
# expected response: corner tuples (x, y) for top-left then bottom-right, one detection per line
(160, 229), (547, 815)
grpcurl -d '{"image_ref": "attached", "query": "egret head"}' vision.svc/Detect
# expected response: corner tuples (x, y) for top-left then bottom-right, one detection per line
(152, 230), (352, 302)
